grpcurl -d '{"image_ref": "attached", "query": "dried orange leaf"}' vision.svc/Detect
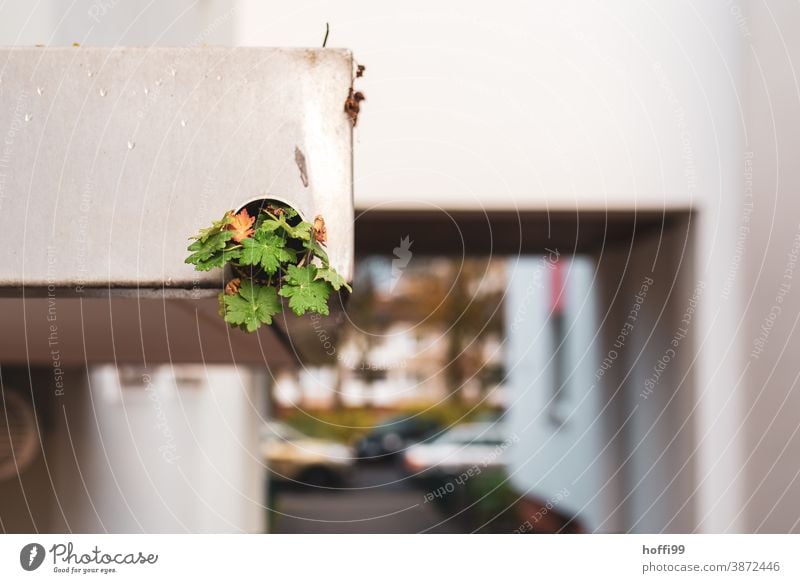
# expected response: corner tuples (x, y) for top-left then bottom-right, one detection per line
(313, 215), (327, 244)
(227, 209), (255, 242)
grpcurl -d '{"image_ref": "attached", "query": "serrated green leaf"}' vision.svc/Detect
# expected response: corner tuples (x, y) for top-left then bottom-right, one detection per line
(223, 282), (281, 332)
(303, 238), (330, 267)
(192, 253), (225, 271)
(187, 230), (232, 258)
(223, 247), (242, 261)
(281, 264), (314, 286)
(192, 212), (233, 242)
(289, 221), (313, 241)
(278, 265), (332, 316)
(258, 218), (283, 233)
(239, 231), (296, 274)
(315, 267), (352, 293)
(259, 214), (312, 242)
(185, 230), (234, 269)
(261, 204), (298, 220)
(187, 206), (344, 331)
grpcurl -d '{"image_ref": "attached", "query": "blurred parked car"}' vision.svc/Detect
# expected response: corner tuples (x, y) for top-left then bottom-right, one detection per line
(403, 422), (510, 478)
(261, 420), (353, 487)
(354, 415), (442, 461)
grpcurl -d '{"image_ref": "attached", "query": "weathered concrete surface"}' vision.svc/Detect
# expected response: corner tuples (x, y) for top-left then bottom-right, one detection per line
(0, 296), (297, 366)
(0, 47), (354, 291)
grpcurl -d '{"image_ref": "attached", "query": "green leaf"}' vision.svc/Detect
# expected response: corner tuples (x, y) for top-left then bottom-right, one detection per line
(239, 231), (296, 274)
(192, 212), (233, 242)
(259, 214), (312, 241)
(279, 265), (333, 316)
(186, 206), (346, 332)
(303, 238), (330, 267)
(222, 247), (242, 261)
(315, 267), (352, 293)
(223, 282), (281, 332)
(281, 206), (299, 219)
(187, 230), (232, 258)
(192, 253), (225, 271)
(258, 218), (283, 233)
(185, 230), (233, 270)
(262, 204), (298, 220)
(289, 221), (313, 241)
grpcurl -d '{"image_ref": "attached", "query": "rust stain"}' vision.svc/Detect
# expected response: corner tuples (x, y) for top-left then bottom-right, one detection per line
(344, 88), (365, 127)
(303, 49), (319, 66)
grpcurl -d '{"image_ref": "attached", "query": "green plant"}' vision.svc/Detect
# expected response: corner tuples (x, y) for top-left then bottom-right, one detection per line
(185, 202), (351, 332)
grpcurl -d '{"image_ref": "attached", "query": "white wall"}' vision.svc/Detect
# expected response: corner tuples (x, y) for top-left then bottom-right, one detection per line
(0, 364), (267, 533)
(55, 365), (266, 533)
(505, 256), (617, 531)
(237, 0), (741, 212)
(596, 217), (702, 533)
(0, 1), (235, 47)
(740, 0), (800, 533)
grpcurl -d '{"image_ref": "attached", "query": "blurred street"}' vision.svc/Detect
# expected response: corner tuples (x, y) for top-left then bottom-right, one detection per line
(271, 463), (459, 534)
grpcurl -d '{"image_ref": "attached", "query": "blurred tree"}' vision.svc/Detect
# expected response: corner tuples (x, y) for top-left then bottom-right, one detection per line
(338, 261), (383, 408)
(284, 256), (507, 409)
(389, 258), (505, 404)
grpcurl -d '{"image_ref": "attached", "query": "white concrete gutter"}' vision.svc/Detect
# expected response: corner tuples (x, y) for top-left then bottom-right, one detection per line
(0, 47), (354, 294)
